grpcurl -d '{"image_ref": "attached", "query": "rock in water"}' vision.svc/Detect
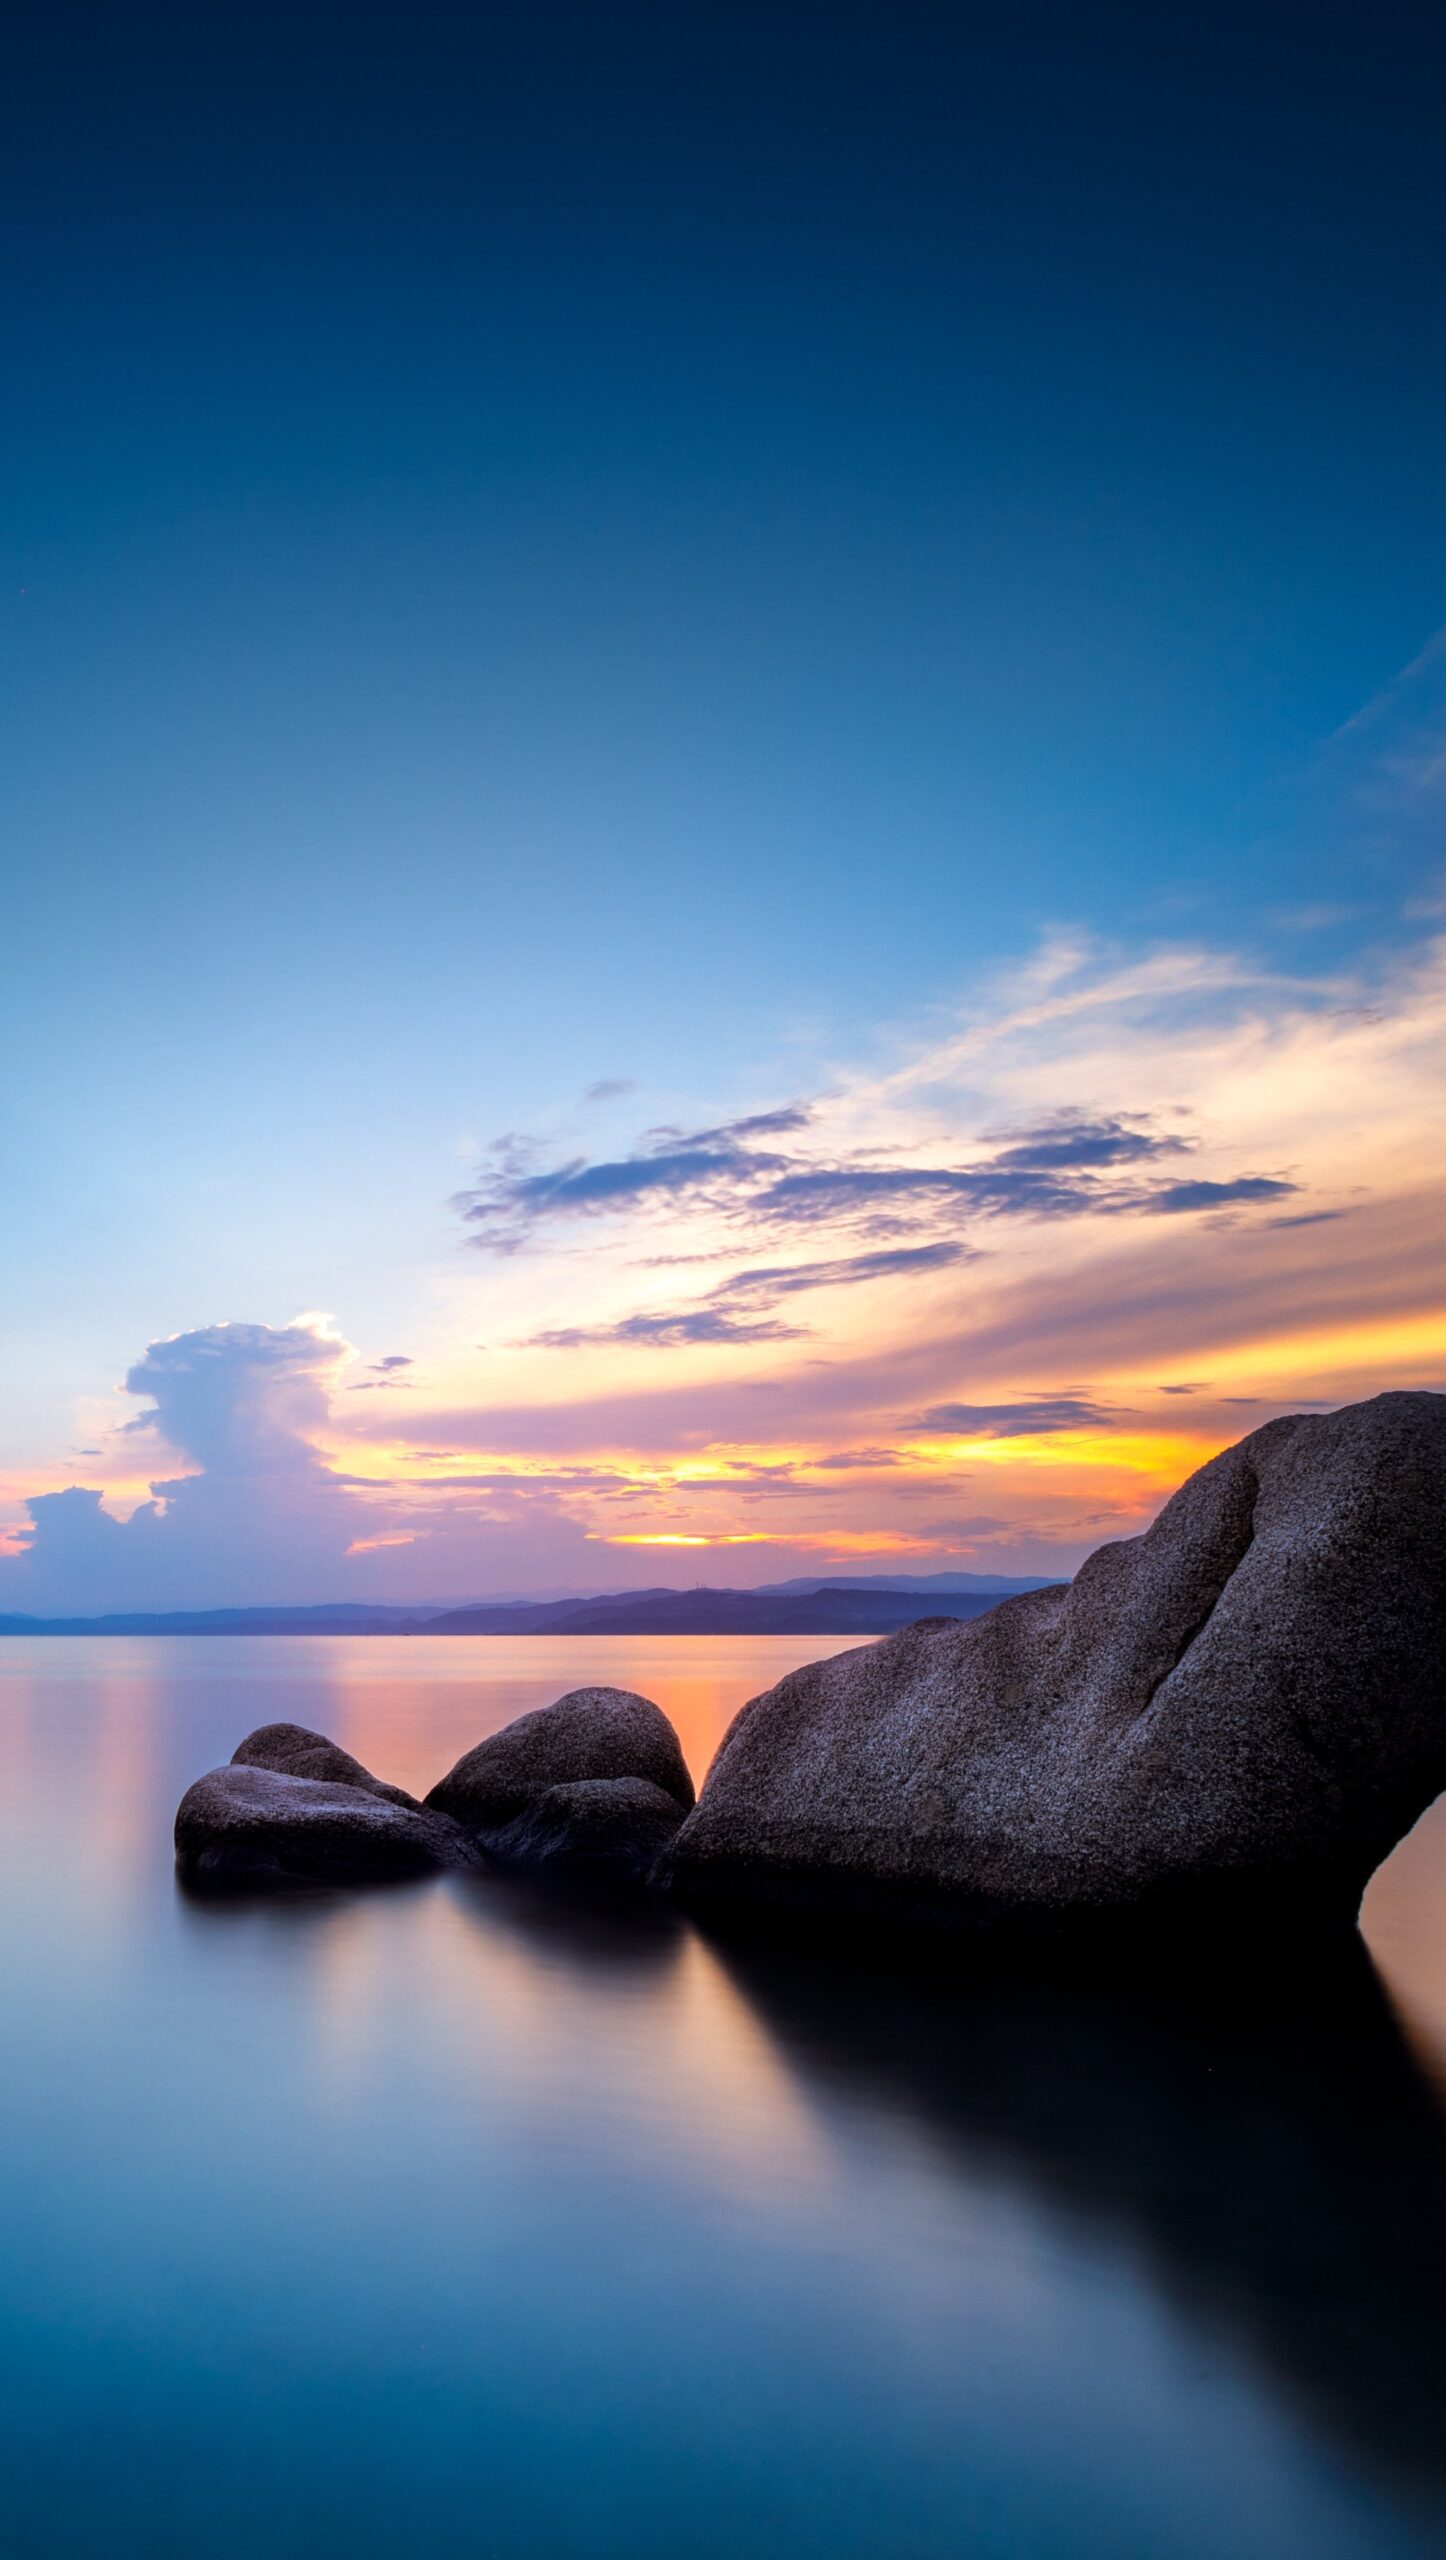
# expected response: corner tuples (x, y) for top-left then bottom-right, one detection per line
(666, 1392), (1446, 1943)
(425, 1687), (695, 1832)
(175, 1765), (473, 1887)
(230, 1721), (421, 1807)
(484, 1777), (689, 1884)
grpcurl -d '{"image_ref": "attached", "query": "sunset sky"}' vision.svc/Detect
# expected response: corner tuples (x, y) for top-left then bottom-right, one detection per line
(4, 5), (1444, 1610)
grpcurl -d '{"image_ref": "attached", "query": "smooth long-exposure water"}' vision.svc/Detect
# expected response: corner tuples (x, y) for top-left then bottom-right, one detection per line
(1, 1634), (1443, 2560)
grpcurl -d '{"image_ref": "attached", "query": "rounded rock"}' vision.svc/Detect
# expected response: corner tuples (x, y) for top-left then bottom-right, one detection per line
(175, 1763), (473, 1888)
(230, 1721), (420, 1808)
(485, 1776), (688, 1884)
(425, 1686), (694, 1830)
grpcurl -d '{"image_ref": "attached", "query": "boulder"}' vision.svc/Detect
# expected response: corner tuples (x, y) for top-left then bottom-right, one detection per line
(484, 1777), (688, 1884)
(175, 1764), (475, 1888)
(230, 1721), (420, 1808)
(425, 1687), (694, 1831)
(665, 1392), (1446, 1943)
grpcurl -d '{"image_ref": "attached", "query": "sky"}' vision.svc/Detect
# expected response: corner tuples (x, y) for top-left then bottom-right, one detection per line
(3, 0), (1445, 1611)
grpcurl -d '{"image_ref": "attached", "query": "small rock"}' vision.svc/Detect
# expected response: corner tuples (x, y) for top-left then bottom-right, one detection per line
(230, 1721), (420, 1807)
(425, 1686), (694, 1830)
(175, 1764), (475, 1887)
(484, 1776), (688, 1884)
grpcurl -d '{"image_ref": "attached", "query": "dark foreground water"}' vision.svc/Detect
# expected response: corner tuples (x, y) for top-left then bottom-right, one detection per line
(1, 1635), (1444, 2560)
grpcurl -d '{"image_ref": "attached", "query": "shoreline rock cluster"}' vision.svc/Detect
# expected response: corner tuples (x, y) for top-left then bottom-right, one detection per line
(174, 1686), (693, 1890)
(175, 1391), (1446, 1941)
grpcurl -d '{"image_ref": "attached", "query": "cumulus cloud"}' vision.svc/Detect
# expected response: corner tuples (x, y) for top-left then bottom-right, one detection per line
(121, 1319), (346, 1470)
(0, 1317), (593, 1613)
(4, 1321), (354, 1612)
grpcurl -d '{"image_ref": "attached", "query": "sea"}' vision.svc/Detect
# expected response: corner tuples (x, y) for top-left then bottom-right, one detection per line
(0, 1633), (1443, 2560)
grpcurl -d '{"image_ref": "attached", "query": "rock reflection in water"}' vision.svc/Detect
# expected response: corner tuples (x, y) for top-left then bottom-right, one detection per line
(706, 1928), (1446, 2511)
(5, 1634), (1446, 2560)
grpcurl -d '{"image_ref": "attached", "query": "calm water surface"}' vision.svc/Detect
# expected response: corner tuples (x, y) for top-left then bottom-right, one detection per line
(1, 1634), (1444, 2560)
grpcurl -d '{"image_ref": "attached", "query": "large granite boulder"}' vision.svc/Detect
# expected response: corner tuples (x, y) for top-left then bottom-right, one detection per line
(230, 1721), (420, 1808)
(425, 1687), (694, 1836)
(484, 1777), (688, 1885)
(665, 1392), (1446, 1942)
(175, 1765), (474, 1887)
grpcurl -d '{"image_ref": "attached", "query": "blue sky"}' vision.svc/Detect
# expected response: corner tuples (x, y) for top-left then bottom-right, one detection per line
(4, 3), (1444, 1606)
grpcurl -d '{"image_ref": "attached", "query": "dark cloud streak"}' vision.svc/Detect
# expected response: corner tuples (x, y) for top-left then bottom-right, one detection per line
(457, 1105), (1298, 1254)
(907, 1395), (1116, 1438)
(525, 1309), (807, 1350)
(519, 1240), (971, 1353)
(983, 1113), (1187, 1171)
(716, 1241), (970, 1302)
(1146, 1177), (1297, 1213)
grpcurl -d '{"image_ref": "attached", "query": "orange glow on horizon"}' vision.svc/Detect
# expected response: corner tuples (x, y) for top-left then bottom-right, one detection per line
(902, 1429), (1207, 1479)
(602, 1532), (774, 1547)
(1148, 1304), (1446, 1389)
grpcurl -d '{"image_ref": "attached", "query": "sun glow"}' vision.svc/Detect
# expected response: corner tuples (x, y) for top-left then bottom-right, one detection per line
(903, 1429), (1208, 1478)
(602, 1532), (775, 1547)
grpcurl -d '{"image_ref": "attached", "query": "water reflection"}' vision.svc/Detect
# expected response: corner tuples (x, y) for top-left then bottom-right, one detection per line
(705, 1932), (1446, 2509)
(2, 1634), (1445, 2560)
(175, 1837), (1446, 2524)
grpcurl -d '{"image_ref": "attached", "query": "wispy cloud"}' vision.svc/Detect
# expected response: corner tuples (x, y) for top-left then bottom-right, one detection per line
(527, 1308), (808, 1350)
(519, 1240), (973, 1351)
(1142, 1176), (1296, 1214)
(907, 1395), (1117, 1438)
(455, 1108), (811, 1251)
(980, 1113), (1182, 1170)
(717, 1242), (970, 1298)
(398, 924), (1446, 1570)
(458, 1099), (1291, 1257)
(348, 1351), (416, 1391)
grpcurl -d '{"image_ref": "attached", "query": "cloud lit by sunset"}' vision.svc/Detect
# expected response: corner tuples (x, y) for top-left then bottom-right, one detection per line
(6, 917), (1442, 1610)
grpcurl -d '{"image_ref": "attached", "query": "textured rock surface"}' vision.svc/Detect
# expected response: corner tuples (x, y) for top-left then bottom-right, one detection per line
(426, 1687), (694, 1829)
(175, 1764), (474, 1887)
(230, 1721), (420, 1808)
(484, 1776), (687, 1883)
(666, 1392), (1446, 1940)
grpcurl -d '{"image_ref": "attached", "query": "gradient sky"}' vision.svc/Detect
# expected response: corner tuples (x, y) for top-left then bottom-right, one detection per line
(4, 1), (1445, 1609)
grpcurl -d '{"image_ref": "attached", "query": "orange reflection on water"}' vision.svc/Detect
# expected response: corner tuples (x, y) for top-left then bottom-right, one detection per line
(4, 1632), (1443, 2116)
(1361, 1796), (1446, 2097)
(305, 1633), (863, 1797)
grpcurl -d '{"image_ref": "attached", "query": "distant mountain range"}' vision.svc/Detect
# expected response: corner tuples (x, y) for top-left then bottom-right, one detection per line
(0, 1571), (1062, 1640)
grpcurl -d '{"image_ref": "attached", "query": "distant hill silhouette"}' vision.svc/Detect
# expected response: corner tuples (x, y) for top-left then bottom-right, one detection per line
(0, 1603), (431, 1636)
(0, 1575), (1061, 1639)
